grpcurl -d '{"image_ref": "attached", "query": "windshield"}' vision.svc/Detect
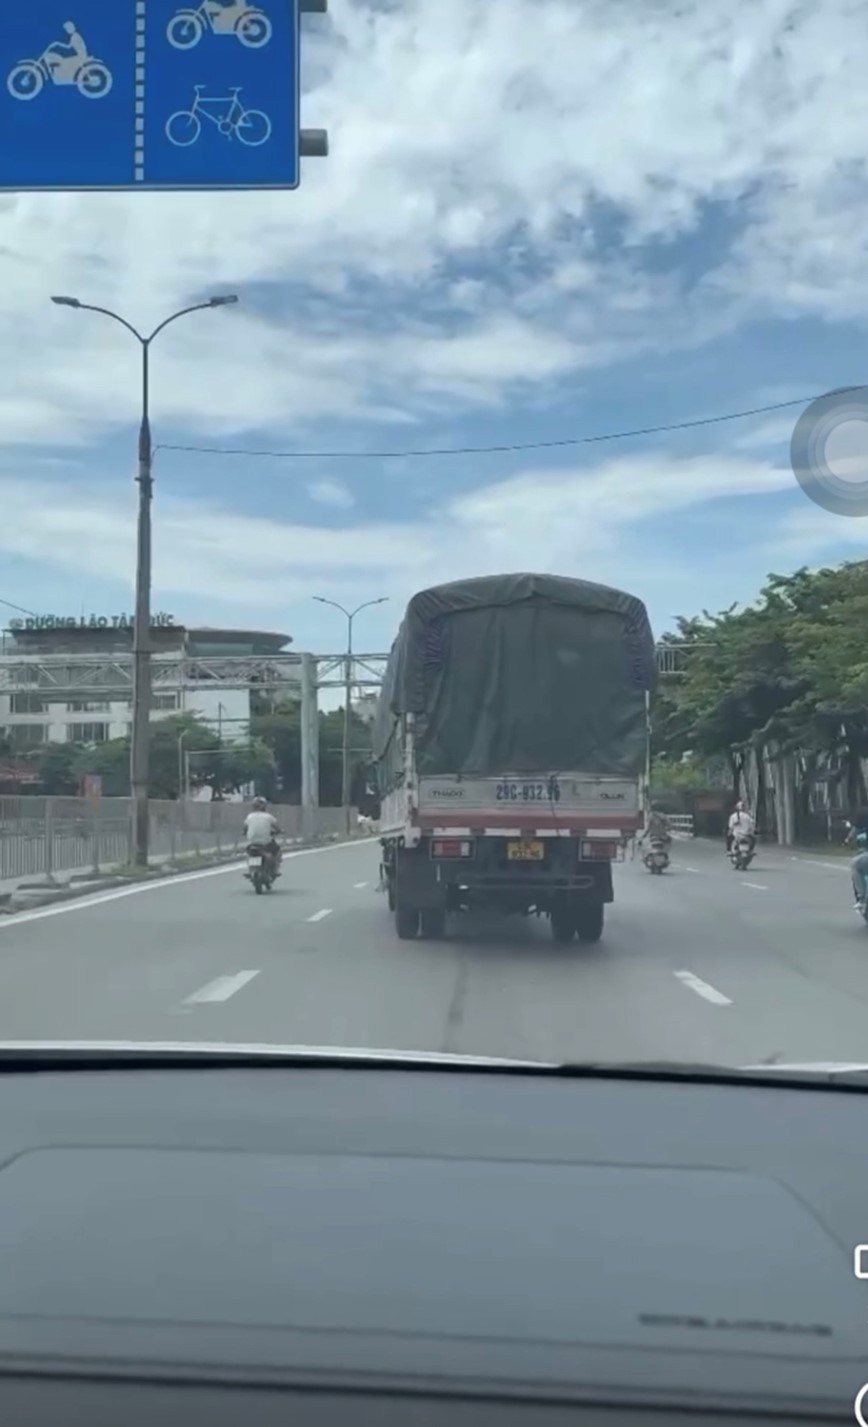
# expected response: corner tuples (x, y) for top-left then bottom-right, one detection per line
(0, 0), (863, 1074)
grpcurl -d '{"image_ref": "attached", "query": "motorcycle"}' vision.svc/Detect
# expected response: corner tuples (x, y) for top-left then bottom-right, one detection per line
(7, 44), (113, 101)
(643, 837), (670, 874)
(245, 842), (278, 894)
(729, 834), (755, 871)
(844, 822), (868, 924)
(167, 1), (273, 50)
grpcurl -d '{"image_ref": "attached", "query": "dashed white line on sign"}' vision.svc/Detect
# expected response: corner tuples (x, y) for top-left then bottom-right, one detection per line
(307, 908), (333, 923)
(674, 969), (732, 1006)
(184, 970), (260, 1005)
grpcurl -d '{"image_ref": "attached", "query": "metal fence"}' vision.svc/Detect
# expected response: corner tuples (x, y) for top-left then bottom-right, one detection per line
(0, 797), (351, 885)
(667, 814), (695, 837)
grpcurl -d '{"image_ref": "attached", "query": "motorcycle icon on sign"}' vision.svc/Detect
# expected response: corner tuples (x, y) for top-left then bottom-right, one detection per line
(7, 21), (112, 100)
(167, 1), (272, 50)
(166, 87), (271, 146)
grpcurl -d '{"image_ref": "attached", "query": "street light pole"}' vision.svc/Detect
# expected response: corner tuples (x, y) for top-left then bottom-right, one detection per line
(51, 293), (238, 865)
(313, 596), (387, 834)
(132, 336), (153, 868)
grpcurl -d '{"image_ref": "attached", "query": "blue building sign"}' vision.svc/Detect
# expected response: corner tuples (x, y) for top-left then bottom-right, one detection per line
(0, 0), (300, 190)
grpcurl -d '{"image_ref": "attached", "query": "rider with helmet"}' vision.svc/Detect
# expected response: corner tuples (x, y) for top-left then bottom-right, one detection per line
(644, 804), (671, 845)
(845, 807), (868, 909)
(726, 799), (755, 855)
(243, 796), (282, 875)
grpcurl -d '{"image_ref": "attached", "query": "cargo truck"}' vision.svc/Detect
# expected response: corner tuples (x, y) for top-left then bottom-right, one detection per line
(373, 573), (655, 943)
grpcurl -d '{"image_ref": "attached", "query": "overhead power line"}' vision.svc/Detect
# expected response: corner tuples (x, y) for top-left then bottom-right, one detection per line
(0, 596), (38, 617)
(157, 384), (863, 464)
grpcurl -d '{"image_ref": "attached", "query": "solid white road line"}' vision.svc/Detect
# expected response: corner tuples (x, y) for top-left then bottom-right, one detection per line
(0, 838), (378, 931)
(307, 908), (333, 923)
(741, 881), (767, 891)
(674, 969), (733, 1007)
(353, 881), (369, 889)
(184, 970), (260, 1005)
(683, 866), (700, 873)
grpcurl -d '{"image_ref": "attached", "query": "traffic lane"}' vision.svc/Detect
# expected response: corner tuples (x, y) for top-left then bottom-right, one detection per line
(186, 845), (770, 1063)
(0, 833), (865, 1067)
(0, 841), (380, 1041)
(202, 839), (868, 1065)
(642, 836), (868, 1063)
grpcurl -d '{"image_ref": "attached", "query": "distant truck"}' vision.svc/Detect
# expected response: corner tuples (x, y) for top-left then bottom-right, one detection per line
(373, 573), (655, 944)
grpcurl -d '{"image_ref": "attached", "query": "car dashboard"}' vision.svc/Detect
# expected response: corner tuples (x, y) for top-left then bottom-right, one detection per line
(0, 1050), (862, 1425)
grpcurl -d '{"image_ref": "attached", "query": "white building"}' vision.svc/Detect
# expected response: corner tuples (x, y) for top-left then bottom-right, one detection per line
(0, 619), (299, 751)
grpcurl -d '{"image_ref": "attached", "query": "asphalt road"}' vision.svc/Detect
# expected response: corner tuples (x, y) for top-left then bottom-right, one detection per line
(0, 835), (864, 1066)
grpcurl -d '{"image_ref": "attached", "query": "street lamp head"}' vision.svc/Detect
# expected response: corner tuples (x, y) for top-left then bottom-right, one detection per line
(209, 295), (239, 308)
(51, 295), (81, 308)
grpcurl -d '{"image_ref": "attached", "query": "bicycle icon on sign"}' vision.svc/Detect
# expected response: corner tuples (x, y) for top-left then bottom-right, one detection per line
(167, 1), (272, 50)
(166, 87), (271, 146)
(7, 21), (112, 100)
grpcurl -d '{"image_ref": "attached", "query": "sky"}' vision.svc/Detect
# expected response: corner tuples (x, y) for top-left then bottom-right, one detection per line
(1, 0), (867, 665)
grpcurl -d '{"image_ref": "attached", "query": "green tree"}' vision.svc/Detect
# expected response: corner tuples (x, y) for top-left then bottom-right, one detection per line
(250, 704), (301, 799)
(74, 738), (131, 797)
(318, 707), (372, 807)
(29, 741), (83, 795)
(250, 703), (374, 807)
(656, 559), (868, 828)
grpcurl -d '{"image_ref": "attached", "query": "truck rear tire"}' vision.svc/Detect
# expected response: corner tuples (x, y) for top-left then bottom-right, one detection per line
(419, 907), (446, 939)
(550, 906), (576, 943)
(395, 902), (420, 940)
(575, 902), (604, 943)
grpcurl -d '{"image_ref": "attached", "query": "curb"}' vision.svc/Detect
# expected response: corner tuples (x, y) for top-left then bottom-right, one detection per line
(1, 833), (362, 915)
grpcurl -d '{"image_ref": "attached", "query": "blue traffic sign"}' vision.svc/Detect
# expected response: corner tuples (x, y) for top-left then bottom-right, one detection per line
(0, 0), (300, 191)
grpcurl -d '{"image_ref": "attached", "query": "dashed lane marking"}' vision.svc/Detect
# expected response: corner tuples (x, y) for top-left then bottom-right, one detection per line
(674, 969), (733, 1007)
(184, 970), (260, 1005)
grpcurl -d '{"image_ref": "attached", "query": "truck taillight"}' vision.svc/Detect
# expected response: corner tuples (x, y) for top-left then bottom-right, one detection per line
(431, 839), (474, 858)
(580, 840), (618, 860)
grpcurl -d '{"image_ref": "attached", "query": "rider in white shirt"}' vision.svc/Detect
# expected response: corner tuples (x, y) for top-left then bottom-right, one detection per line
(243, 798), (281, 870)
(727, 801), (755, 852)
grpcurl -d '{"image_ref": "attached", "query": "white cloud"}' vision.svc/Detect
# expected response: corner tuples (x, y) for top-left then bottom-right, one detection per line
(307, 477), (356, 508)
(0, 451), (795, 623)
(0, 0), (865, 442)
(760, 502), (868, 564)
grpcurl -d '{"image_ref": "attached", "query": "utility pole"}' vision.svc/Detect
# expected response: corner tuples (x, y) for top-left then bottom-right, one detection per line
(300, 652), (319, 839)
(51, 293), (239, 864)
(313, 596), (387, 835)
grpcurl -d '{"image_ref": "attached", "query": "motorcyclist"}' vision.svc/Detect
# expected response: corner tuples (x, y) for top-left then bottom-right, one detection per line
(643, 805), (671, 847)
(726, 800), (755, 855)
(845, 808), (868, 909)
(243, 796), (282, 875)
(48, 21), (88, 64)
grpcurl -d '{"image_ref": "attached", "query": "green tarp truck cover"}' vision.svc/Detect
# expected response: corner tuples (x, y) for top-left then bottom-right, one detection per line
(372, 573), (655, 788)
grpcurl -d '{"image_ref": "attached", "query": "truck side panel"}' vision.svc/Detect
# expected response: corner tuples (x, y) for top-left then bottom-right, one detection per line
(416, 772), (642, 831)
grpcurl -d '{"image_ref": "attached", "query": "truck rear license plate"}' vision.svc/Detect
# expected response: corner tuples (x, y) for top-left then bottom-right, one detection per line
(507, 840), (544, 861)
